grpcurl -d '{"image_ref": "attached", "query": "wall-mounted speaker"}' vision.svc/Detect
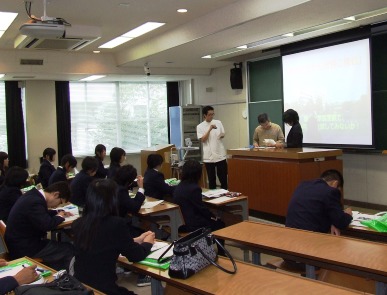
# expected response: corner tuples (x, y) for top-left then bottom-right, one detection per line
(230, 63), (243, 89)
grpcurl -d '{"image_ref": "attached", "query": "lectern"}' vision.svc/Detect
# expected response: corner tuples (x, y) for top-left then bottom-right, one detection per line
(227, 148), (343, 217)
(141, 144), (175, 178)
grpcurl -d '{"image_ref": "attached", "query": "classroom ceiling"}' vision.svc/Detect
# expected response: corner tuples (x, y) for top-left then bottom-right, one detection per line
(1, 0), (387, 81)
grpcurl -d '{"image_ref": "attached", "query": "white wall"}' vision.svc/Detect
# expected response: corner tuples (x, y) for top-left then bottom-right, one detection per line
(25, 80), (58, 173)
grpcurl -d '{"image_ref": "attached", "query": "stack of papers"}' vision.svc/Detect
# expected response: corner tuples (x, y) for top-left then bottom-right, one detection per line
(202, 189), (230, 198)
(165, 178), (180, 186)
(141, 200), (164, 209)
(351, 211), (387, 227)
(138, 241), (173, 269)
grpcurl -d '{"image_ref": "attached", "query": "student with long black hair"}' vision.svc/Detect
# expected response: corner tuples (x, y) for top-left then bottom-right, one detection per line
(38, 147), (56, 188)
(94, 144), (108, 179)
(107, 147), (126, 179)
(0, 166), (28, 223)
(0, 151), (9, 185)
(72, 179), (154, 295)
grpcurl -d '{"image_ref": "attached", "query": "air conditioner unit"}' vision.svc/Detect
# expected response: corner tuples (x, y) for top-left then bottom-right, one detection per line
(15, 24), (101, 51)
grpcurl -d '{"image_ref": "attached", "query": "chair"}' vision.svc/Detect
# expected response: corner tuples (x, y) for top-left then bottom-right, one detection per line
(0, 219), (42, 262)
(0, 220), (10, 260)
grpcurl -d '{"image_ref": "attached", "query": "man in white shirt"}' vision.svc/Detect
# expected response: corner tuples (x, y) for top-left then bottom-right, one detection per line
(197, 106), (227, 189)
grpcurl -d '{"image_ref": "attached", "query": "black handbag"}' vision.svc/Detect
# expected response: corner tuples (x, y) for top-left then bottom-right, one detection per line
(14, 271), (93, 295)
(158, 227), (237, 279)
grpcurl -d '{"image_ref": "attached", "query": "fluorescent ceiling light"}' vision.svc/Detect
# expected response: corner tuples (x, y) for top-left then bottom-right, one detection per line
(177, 9), (188, 13)
(0, 74), (5, 78)
(203, 6), (387, 59)
(99, 37), (133, 48)
(0, 11), (18, 38)
(100, 22), (164, 49)
(80, 75), (106, 81)
(122, 22), (165, 38)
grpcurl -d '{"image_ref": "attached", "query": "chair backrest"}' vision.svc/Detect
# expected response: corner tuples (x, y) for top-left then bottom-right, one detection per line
(0, 220), (9, 258)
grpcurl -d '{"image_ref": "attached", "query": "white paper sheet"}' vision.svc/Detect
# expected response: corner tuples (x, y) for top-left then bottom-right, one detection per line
(141, 200), (164, 209)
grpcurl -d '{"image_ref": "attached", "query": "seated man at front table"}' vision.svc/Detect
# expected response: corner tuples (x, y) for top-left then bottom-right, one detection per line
(253, 113), (284, 147)
(286, 169), (353, 235)
(48, 154), (77, 185)
(5, 181), (74, 271)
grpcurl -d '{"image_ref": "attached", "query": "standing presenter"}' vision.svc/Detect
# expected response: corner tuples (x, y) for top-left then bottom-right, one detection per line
(197, 106), (227, 189)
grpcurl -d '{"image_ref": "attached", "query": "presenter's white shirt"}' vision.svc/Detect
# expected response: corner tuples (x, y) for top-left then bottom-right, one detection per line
(197, 119), (226, 163)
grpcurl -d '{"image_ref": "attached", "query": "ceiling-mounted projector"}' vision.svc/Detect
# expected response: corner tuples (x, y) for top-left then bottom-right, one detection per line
(19, 22), (65, 39)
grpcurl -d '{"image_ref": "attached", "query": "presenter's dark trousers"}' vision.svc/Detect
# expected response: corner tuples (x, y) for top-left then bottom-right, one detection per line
(204, 159), (228, 190)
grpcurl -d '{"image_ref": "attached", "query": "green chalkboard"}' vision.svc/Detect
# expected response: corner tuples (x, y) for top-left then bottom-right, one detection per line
(248, 56), (284, 144)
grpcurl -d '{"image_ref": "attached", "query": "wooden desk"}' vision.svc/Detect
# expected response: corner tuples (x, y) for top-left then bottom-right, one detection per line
(135, 197), (184, 241)
(227, 148), (342, 216)
(8, 257), (105, 294)
(203, 195), (248, 222)
(117, 256), (363, 295)
(213, 221), (387, 294)
(342, 225), (387, 243)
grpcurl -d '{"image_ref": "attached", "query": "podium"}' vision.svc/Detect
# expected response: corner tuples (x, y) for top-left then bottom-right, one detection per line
(227, 148), (343, 217)
(140, 144), (175, 179)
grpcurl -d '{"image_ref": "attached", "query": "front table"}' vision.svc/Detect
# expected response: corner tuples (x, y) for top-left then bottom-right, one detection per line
(227, 147), (342, 216)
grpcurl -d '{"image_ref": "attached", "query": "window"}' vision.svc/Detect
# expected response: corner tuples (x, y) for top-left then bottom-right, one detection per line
(0, 82), (7, 152)
(70, 82), (168, 156)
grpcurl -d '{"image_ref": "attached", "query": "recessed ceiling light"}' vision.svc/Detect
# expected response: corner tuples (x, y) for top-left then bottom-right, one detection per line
(119, 3), (130, 6)
(80, 75), (106, 81)
(202, 55), (212, 59)
(177, 9), (188, 13)
(93, 50), (100, 53)
(0, 74), (5, 78)
(237, 45), (247, 49)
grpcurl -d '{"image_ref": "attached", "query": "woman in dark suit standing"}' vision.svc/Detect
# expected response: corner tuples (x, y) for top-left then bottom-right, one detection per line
(173, 160), (225, 255)
(283, 109), (303, 148)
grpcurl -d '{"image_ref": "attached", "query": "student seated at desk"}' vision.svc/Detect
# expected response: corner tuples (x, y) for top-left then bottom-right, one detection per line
(48, 154), (77, 186)
(107, 147), (126, 179)
(37, 147), (56, 188)
(0, 151), (9, 186)
(72, 179), (155, 295)
(70, 156), (98, 207)
(0, 166), (29, 223)
(5, 181), (74, 271)
(173, 160), (225, 255)
(0, 258), (39, 294)
(286, 169), (353, 235)
(94, 144), (108, 179)
(114, 164), (145, 219)
(144, 154), (175, 200)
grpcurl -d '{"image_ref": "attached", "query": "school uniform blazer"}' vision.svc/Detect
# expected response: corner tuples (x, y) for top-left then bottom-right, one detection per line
(70, 170), (94, 207)
(285, 179), (353, 233)
(117, 185), (145, 217)
(144, 169), (175, 200)
(0, 186), (23, 223)
(38, 159), (56, 188)
(48, 166), (67, 186)
(286, 122), (303, 148)
(107, 163), (120, 179)
(5, 188), (65, 259)
(0, 276), (18, 294)
(94, 156), (107, 179)
(72, 215), (152, 295)
(173, 181), (215, 231)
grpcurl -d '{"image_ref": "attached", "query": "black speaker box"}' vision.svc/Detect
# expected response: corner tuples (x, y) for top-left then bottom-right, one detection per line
(230, 67), (243, 89)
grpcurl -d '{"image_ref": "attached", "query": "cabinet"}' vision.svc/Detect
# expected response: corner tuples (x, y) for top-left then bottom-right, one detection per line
(169, 106), (202, 162)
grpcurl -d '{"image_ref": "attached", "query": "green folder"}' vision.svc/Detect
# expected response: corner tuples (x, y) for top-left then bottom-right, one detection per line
(138, 258), (170, 270)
